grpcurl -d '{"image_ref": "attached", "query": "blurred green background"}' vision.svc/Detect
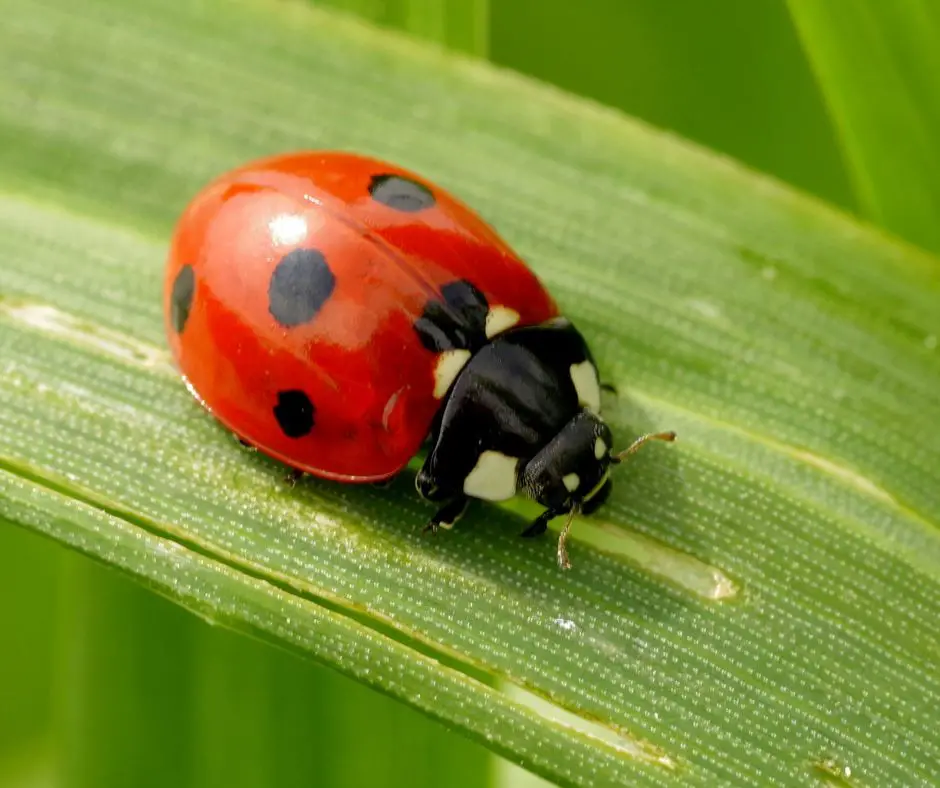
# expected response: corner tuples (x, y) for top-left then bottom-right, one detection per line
(2, 0), (926, 786)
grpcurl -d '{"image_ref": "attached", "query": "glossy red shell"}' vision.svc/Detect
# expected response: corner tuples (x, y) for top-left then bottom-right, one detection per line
(163, 151), (559, 481)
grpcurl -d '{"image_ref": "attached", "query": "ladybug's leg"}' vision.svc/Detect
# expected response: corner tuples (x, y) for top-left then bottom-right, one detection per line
(423, 496), (469, 535)
(520, 506), (565, 539)
(521, 506), (580, 569)
(283, 468), (304, 487)
(371, 478), (395, 490)
(600, 382), (617, 395)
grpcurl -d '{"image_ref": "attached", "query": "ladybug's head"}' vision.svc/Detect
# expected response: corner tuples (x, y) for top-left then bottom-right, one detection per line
(520, 411), (616, 515)
(520, 412), (676, 568)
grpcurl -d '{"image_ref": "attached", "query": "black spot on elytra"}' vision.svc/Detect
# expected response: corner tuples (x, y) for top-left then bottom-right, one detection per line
(413, 279), (489, 352)
(273, 390), (315, 438)
(268, 249), (335, 328)
(369, 174), (436, 212)
(170, 265), (195, 334)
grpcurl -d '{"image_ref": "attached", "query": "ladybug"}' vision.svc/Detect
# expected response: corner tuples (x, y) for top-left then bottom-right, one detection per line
(164, 151), (675, 569)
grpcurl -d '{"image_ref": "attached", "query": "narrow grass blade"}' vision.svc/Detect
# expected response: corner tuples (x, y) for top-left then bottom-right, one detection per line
(314, 0), (489, 55)
(788, 0), (940, 253)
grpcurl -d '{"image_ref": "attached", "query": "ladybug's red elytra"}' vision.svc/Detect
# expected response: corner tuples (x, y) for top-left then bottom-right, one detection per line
(164, 151), (675, 569)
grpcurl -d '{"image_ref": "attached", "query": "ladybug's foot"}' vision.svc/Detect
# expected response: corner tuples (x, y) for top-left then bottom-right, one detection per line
(520, 507), (562, 539)
(235, 435), (257, 452)
(283, 468), (304, 487)
(424, 496), (469, 535)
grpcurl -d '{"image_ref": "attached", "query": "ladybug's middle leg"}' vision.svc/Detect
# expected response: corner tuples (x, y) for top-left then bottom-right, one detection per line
(283, 467), (304, 487)
(423, 495), (469, 534)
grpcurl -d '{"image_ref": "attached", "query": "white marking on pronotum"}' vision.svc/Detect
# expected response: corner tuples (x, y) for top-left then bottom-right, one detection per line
(570, 360), (601, 413)
(562, 472), (580, 493)
(594, 437), (607, 459)
(433, 349), (471, 398)
(485, 306), (520, 338)
(463, 451), (519, 501)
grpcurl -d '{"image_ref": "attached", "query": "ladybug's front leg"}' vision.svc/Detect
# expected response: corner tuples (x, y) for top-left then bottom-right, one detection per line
(520, 506), (565, 538)
(423, 496), (469, 534)
(521, 506), (578, 569)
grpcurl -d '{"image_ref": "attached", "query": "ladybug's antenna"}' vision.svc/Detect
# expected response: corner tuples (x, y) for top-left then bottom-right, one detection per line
(611, 431), (677, 463)
(557, 505), (580, 570)
(557, 431), (676, 570)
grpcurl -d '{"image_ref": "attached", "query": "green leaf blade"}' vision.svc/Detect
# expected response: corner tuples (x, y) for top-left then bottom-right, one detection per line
(0, 470), (670, 788)
(1, 0), (939, 786)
